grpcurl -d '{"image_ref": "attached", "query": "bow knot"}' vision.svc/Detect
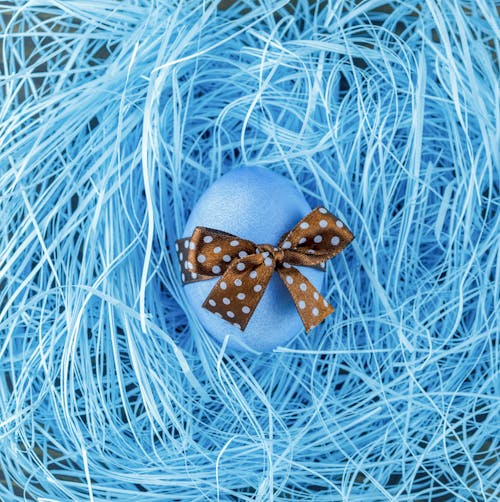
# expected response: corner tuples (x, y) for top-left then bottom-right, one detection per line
(176, 207), (353, 332)
(257, 244), (284, 265)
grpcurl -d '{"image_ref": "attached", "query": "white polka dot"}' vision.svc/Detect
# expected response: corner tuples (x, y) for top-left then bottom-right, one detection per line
(190, 241), (196, 250)
(220, 281), (227, 290)
(314, 235), (323, 243)
(230, 240), (240, 247)
(323, 299), (328, 307)
(298, 300), (306, 309)
(320, 263), (326, 268)
(175, 243), (179, 251)
(336, 220), (344, 228)
(238, 251), (248, 258)
(250, 271), (258, 279)
(223, 255), (231, 262)
(307, 249), (315, 254)
(181, 273), (186, 281)
(319, 220), (328, 228)
(227, 311), (235, 318)
(184, 240), (189, 248)
(208, 299), (216, 307)
(319, 207), (327, 214)
(312, 307), (319, 316)
(254, 284), (262, 292)
(300, 283), (307, 291)
(299, 237), (307, 245)
(212, 265), (221, 274)
(178, 251), (183, 260)
(282, 241), (292, 249)
(261, 251), (269, 258)
(236, 262), (245, 271)
(264, 257), (273, 267)
(237, 292), (246, 300)
(300, 222), (309, 229)
(191, 272), (197, 279)
(223, 297), (230, 305)
(313, 292), (319, 300)
(233, 323), (241, 329)
(187, 262), (194, 270)
(234, 279), (242, 286)
(203, 235), (213, 243)
(197, 254), (206, 263)
(331, 236), (340, 246)
(283, 262), (291, 269)
(286, 275), (293, 284)
(184, 261), (189, 269)
(242, 306), (250, 314)
(214, 246), (221, 254)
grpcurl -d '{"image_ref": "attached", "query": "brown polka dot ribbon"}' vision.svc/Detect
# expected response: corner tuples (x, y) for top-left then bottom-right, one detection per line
(176, 207), (354, 332)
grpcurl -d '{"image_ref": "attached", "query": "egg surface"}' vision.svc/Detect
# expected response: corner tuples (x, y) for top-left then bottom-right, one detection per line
(182, 166), (325, 352)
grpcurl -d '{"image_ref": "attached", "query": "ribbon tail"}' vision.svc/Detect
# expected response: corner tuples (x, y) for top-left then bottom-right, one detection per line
(277, 266), (334, 332)
(202, 256), (274, 331)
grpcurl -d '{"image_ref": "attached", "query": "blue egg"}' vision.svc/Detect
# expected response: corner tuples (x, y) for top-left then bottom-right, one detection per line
(182, 166), (325, 352)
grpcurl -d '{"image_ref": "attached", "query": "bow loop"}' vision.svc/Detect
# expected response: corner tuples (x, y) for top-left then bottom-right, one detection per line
(176, 227), (256, 283)
(176, 206), (354, 332)
(278, 207), (354, 266)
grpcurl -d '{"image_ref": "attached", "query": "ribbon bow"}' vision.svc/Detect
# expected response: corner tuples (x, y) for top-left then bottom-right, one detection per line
(176, 207), (354, 332)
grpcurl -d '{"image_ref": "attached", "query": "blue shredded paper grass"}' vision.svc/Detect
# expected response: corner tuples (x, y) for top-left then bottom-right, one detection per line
(0, 0), (499, 500)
